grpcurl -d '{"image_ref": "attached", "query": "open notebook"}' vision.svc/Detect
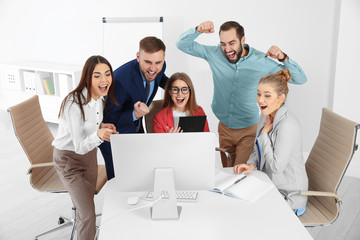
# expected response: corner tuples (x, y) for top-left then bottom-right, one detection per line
(210, 170), (274, 202)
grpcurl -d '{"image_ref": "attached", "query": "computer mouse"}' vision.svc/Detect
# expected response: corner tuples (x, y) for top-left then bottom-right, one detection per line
(127, 196), (139, 205)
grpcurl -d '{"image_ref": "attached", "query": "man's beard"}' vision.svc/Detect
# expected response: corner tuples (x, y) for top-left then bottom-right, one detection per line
(229, 44), (243, 63)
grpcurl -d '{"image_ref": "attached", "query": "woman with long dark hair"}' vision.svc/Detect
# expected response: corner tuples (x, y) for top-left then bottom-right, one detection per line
(52, 55), (118, 239)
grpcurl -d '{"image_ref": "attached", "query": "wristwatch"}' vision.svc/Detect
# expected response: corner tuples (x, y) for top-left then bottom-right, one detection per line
(279, 52), (288, 62)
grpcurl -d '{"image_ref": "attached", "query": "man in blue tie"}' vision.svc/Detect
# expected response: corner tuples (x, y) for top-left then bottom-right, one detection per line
(99, 36), (169, 180)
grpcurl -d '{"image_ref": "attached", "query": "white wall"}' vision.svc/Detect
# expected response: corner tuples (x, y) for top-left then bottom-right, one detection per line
(333, 0), (360, 177)
(333, 0), (360, 122)
(0, 0), (343, 153)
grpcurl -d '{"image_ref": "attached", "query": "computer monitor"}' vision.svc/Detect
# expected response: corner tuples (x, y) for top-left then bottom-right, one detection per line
(110, 132), (216, 220)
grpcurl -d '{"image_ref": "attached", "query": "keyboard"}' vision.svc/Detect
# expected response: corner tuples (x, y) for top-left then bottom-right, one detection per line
(145, 191), (198, 203)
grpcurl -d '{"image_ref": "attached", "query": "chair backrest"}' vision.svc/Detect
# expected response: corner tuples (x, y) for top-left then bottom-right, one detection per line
(7, 95), (65, 191)
(299, 108), (359, 226)
(8, 95), (108, 194)
(144, 99), (163, 133)
(306, 108), (359, 194)
(8, 95), (54, 166)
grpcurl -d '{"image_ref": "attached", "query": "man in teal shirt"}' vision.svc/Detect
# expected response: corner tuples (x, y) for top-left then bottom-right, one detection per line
(176, 20), (307, 167)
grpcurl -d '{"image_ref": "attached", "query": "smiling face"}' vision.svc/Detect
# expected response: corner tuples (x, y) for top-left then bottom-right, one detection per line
(170, 79), (190, 112)
(91, 63), (112, 100)
(257, 82), (285, 117)
(137, 50), (165, 82)
(220, 28), (245, 63)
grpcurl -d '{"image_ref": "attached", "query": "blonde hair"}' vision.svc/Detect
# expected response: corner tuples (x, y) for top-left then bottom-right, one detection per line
(259, 69), (291, 97)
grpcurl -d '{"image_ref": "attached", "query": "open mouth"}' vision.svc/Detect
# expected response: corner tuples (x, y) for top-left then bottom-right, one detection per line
(99, 85), (108, 93)
(260, 105), (267, 110)
(176, 98), (185, 105)
(147, 71), (156, 79)
(226, 51), (236, 60)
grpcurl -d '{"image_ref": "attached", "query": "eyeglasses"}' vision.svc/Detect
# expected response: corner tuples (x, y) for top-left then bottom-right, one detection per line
(170, 86), (191, 94)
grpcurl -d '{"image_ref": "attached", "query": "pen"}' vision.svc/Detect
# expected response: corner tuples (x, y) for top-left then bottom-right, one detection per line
(234, 175), (247, 184)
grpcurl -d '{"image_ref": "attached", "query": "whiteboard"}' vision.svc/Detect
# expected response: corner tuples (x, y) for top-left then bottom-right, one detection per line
(102, 17), (163, 70)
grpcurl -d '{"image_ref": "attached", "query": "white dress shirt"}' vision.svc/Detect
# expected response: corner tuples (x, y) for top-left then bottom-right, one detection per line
(172, 108), (188, 127)
(52, 88), (104, 155)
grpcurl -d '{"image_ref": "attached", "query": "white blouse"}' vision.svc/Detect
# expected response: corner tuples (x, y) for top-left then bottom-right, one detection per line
(52, 89), (104, 155)
(172, 108), (189, 127)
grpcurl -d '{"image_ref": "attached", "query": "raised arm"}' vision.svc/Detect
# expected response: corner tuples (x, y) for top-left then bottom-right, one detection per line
(266, 45), (307, 85)
(176, 21), (216, 60)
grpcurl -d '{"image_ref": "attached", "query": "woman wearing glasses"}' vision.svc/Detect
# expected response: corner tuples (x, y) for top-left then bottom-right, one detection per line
(153, 72), (210, 133)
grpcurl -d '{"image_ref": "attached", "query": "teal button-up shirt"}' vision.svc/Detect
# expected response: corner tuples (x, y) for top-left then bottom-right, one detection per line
(176, 28), (307, 129)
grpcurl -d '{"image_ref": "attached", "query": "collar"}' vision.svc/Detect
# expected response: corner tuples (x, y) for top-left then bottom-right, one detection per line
(237, 43), (252, 62)
(139, 65), (146, 82)
(272, 105), (288, 127)
(82, 88), (104, 108)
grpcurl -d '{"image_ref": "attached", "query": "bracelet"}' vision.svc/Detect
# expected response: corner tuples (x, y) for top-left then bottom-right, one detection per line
(279, 52), (288, 62)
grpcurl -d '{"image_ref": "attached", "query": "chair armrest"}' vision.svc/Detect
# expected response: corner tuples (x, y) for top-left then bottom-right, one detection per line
(28, 162), (55, 174)
(285, 190), (342, 204)
(215, 147), (231, 162)
(300, 190), (342, 203)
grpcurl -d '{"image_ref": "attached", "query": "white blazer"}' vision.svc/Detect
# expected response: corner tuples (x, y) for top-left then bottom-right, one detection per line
(247, 105), (308, 209)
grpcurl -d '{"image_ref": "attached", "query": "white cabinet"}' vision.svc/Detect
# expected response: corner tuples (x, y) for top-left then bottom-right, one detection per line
(0, 61), (82, 123)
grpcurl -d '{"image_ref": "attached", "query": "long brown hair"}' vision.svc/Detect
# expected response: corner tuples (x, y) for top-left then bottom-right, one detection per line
(58, 55), (117, 121)
(162, 72), (198, 116)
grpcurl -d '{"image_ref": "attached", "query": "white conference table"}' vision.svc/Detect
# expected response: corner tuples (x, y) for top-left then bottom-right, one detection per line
(98, 169), (313, 240)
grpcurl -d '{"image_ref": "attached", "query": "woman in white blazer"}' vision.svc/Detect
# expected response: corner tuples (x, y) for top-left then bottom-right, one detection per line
(234, 69), (308, 216)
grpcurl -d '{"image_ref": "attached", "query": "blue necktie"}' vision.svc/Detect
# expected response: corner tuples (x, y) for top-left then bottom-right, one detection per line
(145, 81), (150, 102)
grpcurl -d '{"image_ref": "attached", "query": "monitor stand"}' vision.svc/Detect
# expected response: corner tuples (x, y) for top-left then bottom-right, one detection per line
(150, 168), (182, 220)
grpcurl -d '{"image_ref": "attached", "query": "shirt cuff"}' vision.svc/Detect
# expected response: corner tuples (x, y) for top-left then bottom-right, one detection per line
(282, 57), (294, 65)
(90, 131), (104, 145)
(132, 111), (138, 121)
(193, 28), (202, 35)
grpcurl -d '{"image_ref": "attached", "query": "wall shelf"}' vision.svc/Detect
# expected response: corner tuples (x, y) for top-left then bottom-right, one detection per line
(0, 61), (82, 123)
